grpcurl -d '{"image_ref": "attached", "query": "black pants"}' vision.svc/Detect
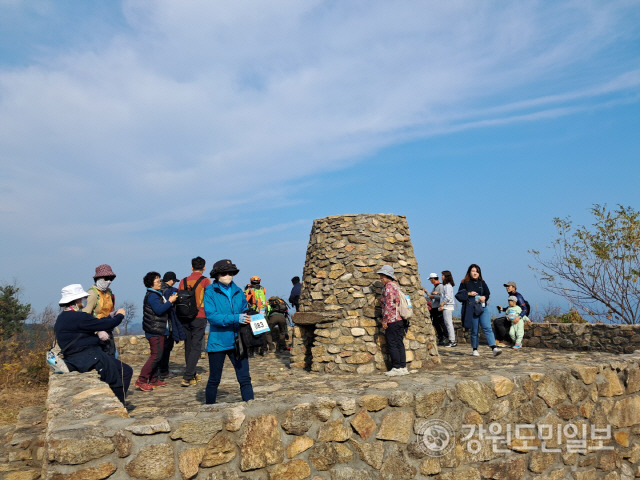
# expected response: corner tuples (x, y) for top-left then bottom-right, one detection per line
(493, 316), (512, 342)
(266, 313), (288, 351)
(385, 321), (406, 369)
(430, 307), (446, 342)
(181, 317), (206, 380)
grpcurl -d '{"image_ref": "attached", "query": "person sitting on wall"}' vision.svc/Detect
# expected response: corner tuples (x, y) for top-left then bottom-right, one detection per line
(493, 281), (530, 346)
(54, 284), (133, 404)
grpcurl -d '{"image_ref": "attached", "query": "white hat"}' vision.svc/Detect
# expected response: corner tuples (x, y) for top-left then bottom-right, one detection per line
(428, 273), (438, 279)
(59, 284), (89, 305)
(377, 265), (395, 279)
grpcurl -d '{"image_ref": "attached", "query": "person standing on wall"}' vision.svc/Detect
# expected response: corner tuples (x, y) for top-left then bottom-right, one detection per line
(135, 272), (178, 391)
(455, 264), (502, 357)
(178, 256), (211, 387)
(426, 273), (446, 346)
(83, 264), (118, 357)
(203, 259), (254, 404)
(244, 275), (268, 356)
(377, 265), (412, 377)
(289, 276), (302, 312)
(439, 270), (457, 347)
(157, 271), (185, 380)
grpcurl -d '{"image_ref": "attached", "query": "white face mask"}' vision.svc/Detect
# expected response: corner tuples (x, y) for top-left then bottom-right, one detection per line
(96, 279), (112, 291)
(218, 274), (233, 285)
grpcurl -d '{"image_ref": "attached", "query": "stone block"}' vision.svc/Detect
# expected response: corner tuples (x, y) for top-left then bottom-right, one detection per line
(269, 459), (311, 480)
(170, 418), (223, 444)
(350, 410), (377, 440)
(178, 447), (205, 479)
(201, 434), (236, 467)
(318, 420), (352, 442)
(282, 404), (313, 435)
(376, 411), (413, 443)
(599, 369), (625, 397)
(47, 428), (115, 465)
(239, 415), (285, 471)
(349, 439), (384, 470)
(537, 375), (568, 407)
(359, 394), (388, 411)
(455, 380), (495, 414)
(286, 436), (314, 458)
(490, 375), (514, 397)
(125, 443), (175, 479)
(126, 416), (171, 436)
(415, 388), (446, 417)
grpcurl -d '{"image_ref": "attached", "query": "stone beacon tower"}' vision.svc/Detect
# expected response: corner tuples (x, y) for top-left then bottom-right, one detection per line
(291, 213), (441, 373)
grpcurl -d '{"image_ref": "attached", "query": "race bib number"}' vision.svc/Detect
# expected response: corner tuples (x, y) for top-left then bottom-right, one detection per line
(250, 314), (270, 335)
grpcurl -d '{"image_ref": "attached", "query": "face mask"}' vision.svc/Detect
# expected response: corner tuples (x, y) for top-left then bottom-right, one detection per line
(218, 274), (233, 286)
(96, 279), (112, 291)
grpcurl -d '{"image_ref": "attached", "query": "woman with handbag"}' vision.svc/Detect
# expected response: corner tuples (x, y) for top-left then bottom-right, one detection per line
(54, 284), (133, 404)
(455, 264), (502, 357)
(203, 259), (254, 404)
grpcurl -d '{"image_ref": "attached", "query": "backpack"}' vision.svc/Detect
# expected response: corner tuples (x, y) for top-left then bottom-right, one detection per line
(245, 286), (267, 314)
(175, 276), (205, 321)
(267, 296), (289, 315)
(397, 287), (413, 320)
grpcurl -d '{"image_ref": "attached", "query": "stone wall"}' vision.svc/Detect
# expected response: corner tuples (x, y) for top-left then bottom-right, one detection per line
(291, 213), (440, 373)
(454, 321), (640, 354)
(42, 348), (640, 479)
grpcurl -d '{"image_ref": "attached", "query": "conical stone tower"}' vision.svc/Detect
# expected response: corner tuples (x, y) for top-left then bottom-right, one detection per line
(291, 213), (441, 373)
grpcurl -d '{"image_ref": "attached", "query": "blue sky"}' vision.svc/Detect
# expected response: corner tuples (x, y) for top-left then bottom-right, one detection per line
(1, 1), (639, 321)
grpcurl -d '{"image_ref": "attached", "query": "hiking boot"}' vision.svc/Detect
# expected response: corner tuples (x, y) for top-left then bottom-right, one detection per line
(181, 378), (196, 387)
(149, 378), (167, 387)
(135, 379), (153, 391)
(194, 374), (202, 381)
(493, 347), (502, 356)
(472, 350), (480, 357)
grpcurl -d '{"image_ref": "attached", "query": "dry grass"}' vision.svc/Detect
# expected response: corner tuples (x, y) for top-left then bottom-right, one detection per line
(0, 384), (48, 426)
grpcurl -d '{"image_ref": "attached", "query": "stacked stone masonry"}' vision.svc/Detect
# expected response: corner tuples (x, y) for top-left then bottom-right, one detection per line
(41, 344), (640, 479)
(455, 321), (640, 354)
(291, 213), (440, 373)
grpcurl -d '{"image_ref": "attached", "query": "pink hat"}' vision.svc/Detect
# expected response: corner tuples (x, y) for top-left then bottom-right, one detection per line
(93, 264), (116, 280)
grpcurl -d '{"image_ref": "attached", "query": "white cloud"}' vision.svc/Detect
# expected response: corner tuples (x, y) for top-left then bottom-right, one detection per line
(1, 0), (639, 310)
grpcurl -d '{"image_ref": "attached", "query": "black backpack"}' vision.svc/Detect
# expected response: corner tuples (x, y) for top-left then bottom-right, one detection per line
(267, 296), (289, 315)
(175, 276), (205, 321)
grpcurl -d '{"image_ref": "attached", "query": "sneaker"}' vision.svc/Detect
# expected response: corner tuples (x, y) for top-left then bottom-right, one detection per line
(495, 340), (509, 347)
(472, 350), (480, 357)
(493, 347), (502, 356)
(445, 341), (457, 348)
(135, 379), (153, 391)
(385, 368), (401, 376)
(396, 368), (410, 376)
(513, 344), (522, 349)
(181, 378), (196, 387)
(194, 374), (202, 381)
(149, 378), (167, 387)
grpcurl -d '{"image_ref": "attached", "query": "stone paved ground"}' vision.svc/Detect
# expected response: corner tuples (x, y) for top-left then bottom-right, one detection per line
(122, 346), (632, 417)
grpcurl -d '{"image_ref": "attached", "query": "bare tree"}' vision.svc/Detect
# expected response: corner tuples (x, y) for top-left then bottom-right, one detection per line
(120, 301), (137, 335)
(530, 204), (640, 324)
